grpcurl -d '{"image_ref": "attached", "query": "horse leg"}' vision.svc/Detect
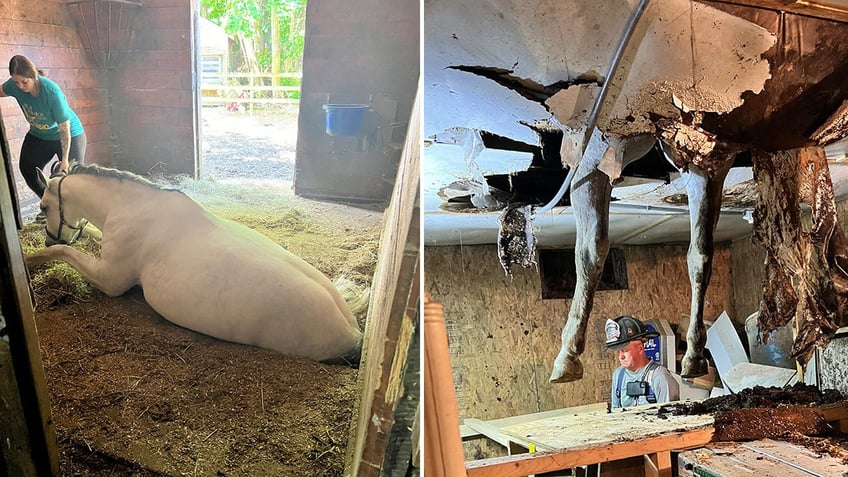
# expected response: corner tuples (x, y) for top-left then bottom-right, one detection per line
(26, 245), (137, 297)
(678, 157), (733, 378)
(550, 152), (612, 383)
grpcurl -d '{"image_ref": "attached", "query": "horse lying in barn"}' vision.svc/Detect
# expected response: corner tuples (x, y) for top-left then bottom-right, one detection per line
(25, 164), (366, 363)
(548, 5), (848, 383)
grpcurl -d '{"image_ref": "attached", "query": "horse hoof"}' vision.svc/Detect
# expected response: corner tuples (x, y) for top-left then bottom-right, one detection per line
(550, 354), (583, 383)
(680, 353), (708, 378)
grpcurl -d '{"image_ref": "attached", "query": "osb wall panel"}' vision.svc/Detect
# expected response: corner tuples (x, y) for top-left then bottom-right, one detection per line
(729, 234), (765, 323)
(0, 0), (111, 214)
(110, 0), (196, 175)
(424, 242), (733, 459)
(295, 0), (419, 202)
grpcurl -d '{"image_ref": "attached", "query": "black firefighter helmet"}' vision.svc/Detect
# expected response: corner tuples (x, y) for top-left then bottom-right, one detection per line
(604, 315), (659, 350)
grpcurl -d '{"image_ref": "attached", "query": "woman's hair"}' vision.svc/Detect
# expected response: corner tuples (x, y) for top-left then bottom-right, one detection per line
(9, 55), (45, 78)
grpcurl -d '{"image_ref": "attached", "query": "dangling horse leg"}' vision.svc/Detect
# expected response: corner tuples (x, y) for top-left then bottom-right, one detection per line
(664, 146), (734, 378)
(549, 131), (655, 383)
(549, 131), (615, 383)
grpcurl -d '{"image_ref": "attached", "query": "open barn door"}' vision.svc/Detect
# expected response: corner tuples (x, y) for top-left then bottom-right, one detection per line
(0, 108), (59, 475)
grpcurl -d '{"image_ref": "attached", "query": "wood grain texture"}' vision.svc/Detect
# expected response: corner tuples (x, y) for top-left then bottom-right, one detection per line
(424, 242), (734, 460)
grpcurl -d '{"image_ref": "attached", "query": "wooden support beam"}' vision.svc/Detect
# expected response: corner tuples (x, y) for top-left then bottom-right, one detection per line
(464, 419), (522, 450)
(644, 451), (671, 477)
(712, 0), (848, 23)
(465, 428), (714, 477)
(0, 106), (58, 475)
(346, 81), (421, 477)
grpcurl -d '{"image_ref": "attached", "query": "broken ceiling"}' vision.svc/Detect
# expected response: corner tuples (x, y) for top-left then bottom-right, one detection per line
(423, 0), (848, 247)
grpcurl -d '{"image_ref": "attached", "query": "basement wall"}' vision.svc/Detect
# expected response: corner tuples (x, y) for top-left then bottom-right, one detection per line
(423, 242), (734, 459)
(0, 0), (112, 214)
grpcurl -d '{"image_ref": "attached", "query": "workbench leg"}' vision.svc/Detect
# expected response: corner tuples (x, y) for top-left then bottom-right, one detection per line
(644, 451), (671, 477)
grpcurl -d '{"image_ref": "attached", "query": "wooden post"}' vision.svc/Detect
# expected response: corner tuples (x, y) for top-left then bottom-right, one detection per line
(0, 108), (59, 475)
(345, 80), (421, 476)
(424, 292), (468, 477)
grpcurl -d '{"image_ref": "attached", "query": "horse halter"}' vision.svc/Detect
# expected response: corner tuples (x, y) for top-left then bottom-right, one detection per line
(44, 173), (88, 245)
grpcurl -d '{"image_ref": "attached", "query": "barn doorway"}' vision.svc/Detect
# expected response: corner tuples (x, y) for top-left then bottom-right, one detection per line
(196, 0), (305, 186)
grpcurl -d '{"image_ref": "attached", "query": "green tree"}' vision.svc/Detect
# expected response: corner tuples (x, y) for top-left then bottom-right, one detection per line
(201, 0), (306, 82)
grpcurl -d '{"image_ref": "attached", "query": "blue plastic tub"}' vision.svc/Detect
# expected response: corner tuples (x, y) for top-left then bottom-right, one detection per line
(322, 104), (368, 136)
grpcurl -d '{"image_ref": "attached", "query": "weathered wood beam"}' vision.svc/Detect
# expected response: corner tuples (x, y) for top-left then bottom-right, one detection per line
(346, 82), (421, 477)
(465, 429), (715, 477)
(710, 0), (848, 23)
(0, 108), (59, 475)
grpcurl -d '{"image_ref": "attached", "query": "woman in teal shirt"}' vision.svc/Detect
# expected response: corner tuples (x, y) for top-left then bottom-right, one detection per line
(0, 54), (86, 199)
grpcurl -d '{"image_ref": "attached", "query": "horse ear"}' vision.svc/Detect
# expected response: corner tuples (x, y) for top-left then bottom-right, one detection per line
(35, 167), (49, 194)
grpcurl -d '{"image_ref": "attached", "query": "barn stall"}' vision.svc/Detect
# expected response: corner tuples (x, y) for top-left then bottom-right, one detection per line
(423, 0), (848, 475)
(0, 0), (419, 476)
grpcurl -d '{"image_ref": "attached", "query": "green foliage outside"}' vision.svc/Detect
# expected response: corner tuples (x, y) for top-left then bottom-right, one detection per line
(201, 0), (306, 80)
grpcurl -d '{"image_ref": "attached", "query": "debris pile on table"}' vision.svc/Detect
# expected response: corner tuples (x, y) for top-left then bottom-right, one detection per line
(656, 383), (848, 457)
(661, 382), (844, 416)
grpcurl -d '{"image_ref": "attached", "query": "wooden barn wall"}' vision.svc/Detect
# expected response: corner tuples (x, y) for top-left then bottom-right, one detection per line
(0, 0), (112, 215)
(423, 242), (734, 459)
(109, 0), (196, 176)
(294, 0), (419, 203)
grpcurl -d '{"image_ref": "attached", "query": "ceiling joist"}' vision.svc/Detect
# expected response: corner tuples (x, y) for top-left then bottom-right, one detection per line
(713, 0), (848, 23)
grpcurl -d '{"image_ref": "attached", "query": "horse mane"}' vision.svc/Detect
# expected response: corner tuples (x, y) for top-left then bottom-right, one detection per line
(70, 163), (179, 191)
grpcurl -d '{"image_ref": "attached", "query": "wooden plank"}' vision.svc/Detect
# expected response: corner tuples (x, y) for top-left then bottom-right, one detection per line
(486, 403), (609, 430)
(743, 439), (844, 470)
(0, 106), (59, 475)
(465, 418), (522, 450)
(712, 0), (848, 23)
(498, 403), (714, 451)
(644, 452), (671, 477)
(816, 401), (848, 422)
(461, 424), (481, 440)
(678, 439), (848, 476)
(347, 82), (421, 476)
(466, 428), (715, 477)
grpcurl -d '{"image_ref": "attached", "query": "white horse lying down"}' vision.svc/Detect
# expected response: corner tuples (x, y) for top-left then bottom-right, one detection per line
(26, 164), (365, 363)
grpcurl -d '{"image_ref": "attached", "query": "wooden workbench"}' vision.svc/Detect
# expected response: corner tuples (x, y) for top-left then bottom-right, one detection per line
(678, 438), (848, 476)
(462, 401), (848, 477)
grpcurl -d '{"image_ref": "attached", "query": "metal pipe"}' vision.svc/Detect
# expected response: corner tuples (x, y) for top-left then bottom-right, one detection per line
(536, 0), (652, 215)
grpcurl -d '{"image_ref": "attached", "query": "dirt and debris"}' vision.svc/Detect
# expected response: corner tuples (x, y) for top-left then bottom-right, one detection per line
(781, 431), (848, 465)
(660, 383), (844, 416)
(711, 406), (829, 442)
(497, 204), (536, 275)
(753, 147), (848, 365)
(21, 107), (385, 476)
(657, 383), (848, 455)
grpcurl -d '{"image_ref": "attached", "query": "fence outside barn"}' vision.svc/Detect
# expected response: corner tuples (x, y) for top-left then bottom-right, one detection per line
(200, 72), (302, 108)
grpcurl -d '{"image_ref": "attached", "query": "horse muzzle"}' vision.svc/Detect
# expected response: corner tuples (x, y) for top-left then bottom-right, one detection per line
(44, 219), (88, 246)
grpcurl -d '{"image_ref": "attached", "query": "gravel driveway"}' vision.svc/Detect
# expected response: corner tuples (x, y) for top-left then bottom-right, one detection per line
(200, 106), (298, 182)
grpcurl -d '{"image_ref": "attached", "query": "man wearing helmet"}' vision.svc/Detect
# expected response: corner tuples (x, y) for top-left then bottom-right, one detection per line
(605, 315), (679, 408)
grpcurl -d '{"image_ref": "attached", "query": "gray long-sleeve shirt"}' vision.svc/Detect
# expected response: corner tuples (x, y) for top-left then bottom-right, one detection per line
(610, 361), (679, 408)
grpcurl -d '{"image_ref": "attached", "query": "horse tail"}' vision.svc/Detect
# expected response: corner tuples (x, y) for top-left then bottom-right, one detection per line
(324, 276), (367, 368)
(333, 275), (371, 319)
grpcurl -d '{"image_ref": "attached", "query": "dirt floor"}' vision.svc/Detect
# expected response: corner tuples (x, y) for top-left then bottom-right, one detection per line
(23, 106), (387, 476)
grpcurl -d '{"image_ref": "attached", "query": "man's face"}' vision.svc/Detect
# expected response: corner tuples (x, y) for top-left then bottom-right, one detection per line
(618, 340), (644, 371)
